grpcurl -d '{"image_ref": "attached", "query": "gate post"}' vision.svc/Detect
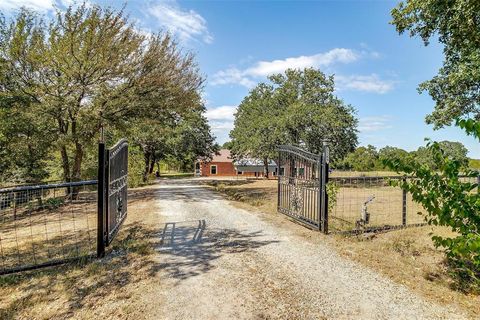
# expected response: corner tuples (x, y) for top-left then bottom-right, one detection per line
(277, 152), (281, 211)
(402, 177), (407, 226)
(97, 142), (106, 258)
(320, 142), (329, 234)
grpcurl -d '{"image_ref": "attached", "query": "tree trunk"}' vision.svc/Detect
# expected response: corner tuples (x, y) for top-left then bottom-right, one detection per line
(71, 142), (83, 199)
(60, 146), (71, 182)
(149, 157), (155, 174)
(143, 151), (151, 182)
(58, 118), (71, 195)
(60, 145), (72, 197)
(70, 117), (83, 199)
(264, 158), (269, 179)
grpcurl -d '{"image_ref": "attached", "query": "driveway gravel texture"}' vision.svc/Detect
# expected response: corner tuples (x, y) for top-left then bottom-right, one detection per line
(145, 178), (466, 320)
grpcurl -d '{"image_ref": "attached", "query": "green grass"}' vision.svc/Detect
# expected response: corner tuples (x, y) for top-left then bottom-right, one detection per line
(159, 172), (193, 179)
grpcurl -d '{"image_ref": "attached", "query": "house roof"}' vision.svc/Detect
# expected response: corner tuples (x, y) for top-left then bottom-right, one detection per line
(204, 149), (278, 167)
(210, 149), (232, 162)
(234, 159), (277, 166)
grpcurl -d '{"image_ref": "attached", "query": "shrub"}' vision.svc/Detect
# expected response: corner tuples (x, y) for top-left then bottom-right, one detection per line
(384, 119), (480, 292)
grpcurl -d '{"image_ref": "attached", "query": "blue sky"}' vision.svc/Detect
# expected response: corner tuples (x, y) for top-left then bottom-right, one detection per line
(2, 0), (479, 157)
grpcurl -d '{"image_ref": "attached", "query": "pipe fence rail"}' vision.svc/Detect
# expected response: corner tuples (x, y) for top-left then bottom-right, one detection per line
(0, 180), (98, 274)
(328, 175), (478, 234)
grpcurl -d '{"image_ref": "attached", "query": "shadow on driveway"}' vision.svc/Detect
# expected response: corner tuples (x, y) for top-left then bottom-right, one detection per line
(151, 219), (278, 281)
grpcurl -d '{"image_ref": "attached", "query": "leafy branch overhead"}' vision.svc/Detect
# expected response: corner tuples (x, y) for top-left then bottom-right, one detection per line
(390, 0), (480, 289)
(391, 0), (480, 127)
(0, 3), (216, 184)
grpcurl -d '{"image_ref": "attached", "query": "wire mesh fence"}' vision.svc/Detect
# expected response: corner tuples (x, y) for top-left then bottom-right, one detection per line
(0, 180), (98, 274)
(328, 174), (478, 233)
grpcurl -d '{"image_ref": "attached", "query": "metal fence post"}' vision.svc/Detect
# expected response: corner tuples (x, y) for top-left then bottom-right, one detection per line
(402, 177), (407, 226)
(320, 142), (329, 234)
(277, 153), (281, 211)
(97, 142), (106, 258)
(13, 192), (17, 220)
(317, 157), (322, 231)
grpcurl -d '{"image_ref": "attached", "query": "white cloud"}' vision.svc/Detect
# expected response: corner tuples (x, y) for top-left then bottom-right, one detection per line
(358, 115), (392, 132)
(209, 121), (234, 132)
(210, 68), (257, 88)
(0, 0), (89, 12)
(211, 48), (358, 88)
(210, 47), (396, 94)
(204, 105), (237, 133)
(205, 105), (236, 121)
(336, 74), (394, 94)
(245, 48), (358, 77)
(148, 0), (213, 44)
(0, 0), (55, 11)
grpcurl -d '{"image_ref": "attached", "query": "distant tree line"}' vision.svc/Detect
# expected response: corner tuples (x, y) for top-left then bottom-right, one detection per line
(335, 141), (471, 172)
(0, 3), (217, 186)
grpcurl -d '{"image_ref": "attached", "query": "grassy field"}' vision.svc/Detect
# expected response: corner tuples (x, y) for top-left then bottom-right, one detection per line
(0, 188), (98, 274)
(207, 177), (427, 231)
(207, 178), (480, 317)
(0, 186), (163, 319)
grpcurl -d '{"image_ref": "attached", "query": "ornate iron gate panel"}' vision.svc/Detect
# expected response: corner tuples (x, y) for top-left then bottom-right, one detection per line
(97, 139), (128, 257)
(106, 139), (128, 245)
(277, 144), (329, 233)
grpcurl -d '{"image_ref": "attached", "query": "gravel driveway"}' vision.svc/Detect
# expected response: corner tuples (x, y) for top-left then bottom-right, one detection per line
(147, 179), (465, 320)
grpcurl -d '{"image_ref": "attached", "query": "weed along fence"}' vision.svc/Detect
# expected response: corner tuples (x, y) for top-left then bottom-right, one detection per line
(0, 139), (128, 275)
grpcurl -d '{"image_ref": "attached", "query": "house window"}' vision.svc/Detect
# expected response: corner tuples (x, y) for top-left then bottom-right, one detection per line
(279, 167), (285, 176)
(237, 170), (243, 175)
(210, 165), (217, 175)
(298, 168), (305, 177)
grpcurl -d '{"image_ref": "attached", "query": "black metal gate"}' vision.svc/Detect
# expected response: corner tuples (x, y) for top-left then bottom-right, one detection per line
(97, 139), (128, 257)
(277, 144), (329, 233)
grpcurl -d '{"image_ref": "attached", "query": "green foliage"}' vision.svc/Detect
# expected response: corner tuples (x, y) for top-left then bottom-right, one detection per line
(336, 142), (467, 172)
(378, 146), (410, 165)
(326, 183), (338, 212)
(468, 158), (480, 170)
(337, 145), (381, 171)
(0, 3), (214, 185)
(413, 141), (469, 170)
(230, 68), (358, 174)
(391, 0), (480, 127)
(384, 127), (480, 289)
(391, 1), (480, 290)
(128, 145), (150, 188)
(45, 197), (64, 210)
(270, 68), (358, 160)
(230, 83), (280, 176)
(222, 141), (234, 150)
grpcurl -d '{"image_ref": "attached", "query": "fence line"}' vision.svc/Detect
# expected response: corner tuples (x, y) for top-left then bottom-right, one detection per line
(0, 180), (98, 275)
(328, 175), (478, 234)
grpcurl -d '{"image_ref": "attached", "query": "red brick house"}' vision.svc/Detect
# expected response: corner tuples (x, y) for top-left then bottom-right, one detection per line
(195, 149), (277, 178)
